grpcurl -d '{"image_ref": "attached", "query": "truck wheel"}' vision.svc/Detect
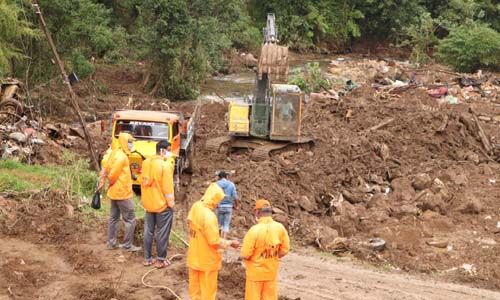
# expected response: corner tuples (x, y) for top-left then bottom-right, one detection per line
(0, 98), (23, 124)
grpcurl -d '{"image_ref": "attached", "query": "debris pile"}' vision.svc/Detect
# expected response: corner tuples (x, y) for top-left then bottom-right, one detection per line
(189, 57), (500, 289)
(0, 117), (46, 162)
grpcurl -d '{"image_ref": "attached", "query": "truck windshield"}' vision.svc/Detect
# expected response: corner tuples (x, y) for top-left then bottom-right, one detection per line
(114, 120), (169, 140)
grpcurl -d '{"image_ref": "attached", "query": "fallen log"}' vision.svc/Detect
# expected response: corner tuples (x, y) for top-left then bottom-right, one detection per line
(470, 108), (493, 153)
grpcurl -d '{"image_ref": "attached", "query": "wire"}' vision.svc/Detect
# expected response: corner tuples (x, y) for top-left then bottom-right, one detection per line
(141, 254), (184, 300)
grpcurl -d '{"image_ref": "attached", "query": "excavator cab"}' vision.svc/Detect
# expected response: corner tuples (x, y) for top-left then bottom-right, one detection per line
(229, 83), (303, 142)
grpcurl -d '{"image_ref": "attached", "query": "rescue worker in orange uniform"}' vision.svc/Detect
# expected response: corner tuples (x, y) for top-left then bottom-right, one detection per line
(98, 132), (141, 251)
(140, 140), (176, 268)
(187, 183), (241, 300)
(241, 199), (290, 300)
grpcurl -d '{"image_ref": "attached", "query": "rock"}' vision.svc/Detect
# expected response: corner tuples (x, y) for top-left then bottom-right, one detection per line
(431, 178), (446, 193)
(426, 239), (449, 248)
(315, 226), (340, 250)
(467, 153), (480, 164)
(299, 195), (316, 212)
(478, 116), (491, 122)
(412, 173), (432, 191)
(305, 151), (314, 157)
(420, 192), (446, 214)
(367, 193), (389, 209)
(8, 132), (27, 143)
(391, 177), (415, 201)
(493, 115), (500, 123)
(460, 196), (483, 214)
(391, 204), (420, 218)
(342, 190), (366, 204)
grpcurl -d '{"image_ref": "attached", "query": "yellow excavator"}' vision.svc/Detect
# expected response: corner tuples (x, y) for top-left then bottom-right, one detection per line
(207, 13), (312, 159)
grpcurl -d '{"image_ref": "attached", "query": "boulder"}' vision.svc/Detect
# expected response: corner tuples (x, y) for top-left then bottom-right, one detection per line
(412, 173), (432, 191)
(391, 177), (416, 201)
(341, 190), (366, 204)
(299, 195), (317, 212)
(420, 192), (446, 214)
(315, 225), (340, 250)
(460, 196), (483, 214)
(390, 204), (420, 218)
(367, 193), (389, 210)
(8, 132), (27, 143)
(446, 170), (468, 186)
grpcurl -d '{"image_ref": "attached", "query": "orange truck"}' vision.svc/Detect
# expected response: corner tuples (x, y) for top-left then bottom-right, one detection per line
(109, 108), (197, 188)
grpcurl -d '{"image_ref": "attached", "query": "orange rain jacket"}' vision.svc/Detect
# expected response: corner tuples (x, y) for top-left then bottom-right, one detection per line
(241, 216), (290, 281)
(140, 155), (175, 212)
(102, 132), (134, 200)
(187, 183), (226, 272)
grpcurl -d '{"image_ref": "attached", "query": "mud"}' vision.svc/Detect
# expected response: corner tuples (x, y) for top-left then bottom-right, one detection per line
(184, 58), (500, 290)
(2, 53), (500, 298)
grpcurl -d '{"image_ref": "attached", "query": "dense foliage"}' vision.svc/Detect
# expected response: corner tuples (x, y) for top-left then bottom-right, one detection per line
(437, 24), (500, 72)
(1, 0), (498, 98)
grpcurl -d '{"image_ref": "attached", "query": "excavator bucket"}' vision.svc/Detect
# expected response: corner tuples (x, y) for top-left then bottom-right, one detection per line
(257, 43), (289, 83)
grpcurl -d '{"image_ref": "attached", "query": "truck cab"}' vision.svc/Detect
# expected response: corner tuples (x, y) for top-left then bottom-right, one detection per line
(109, 110), (195, 187)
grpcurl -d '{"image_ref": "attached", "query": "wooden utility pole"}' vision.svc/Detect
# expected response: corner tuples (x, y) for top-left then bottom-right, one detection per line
(32, 0), (100, 170)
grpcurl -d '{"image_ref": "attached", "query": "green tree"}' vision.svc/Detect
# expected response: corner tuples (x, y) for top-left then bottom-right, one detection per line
(138, 0), (258, 99)
(0, 0), (38, 76)
(14, 0), (125, 82)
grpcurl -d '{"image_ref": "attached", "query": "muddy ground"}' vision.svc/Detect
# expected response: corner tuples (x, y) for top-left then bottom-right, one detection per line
(1, 52), (500, 299)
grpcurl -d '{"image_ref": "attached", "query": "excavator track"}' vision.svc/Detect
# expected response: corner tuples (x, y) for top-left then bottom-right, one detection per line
(205, 136), (232, 152)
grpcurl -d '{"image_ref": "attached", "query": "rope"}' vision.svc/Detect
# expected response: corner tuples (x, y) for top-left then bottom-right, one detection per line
(141, 254), (184, 300)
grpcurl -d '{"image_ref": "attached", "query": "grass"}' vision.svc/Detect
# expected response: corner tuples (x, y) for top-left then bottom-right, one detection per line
(0, 158), (96, 195)
(0, 158), (186, 247)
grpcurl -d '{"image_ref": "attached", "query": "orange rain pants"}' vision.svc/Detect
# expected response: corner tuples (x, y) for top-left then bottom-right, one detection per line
(245, 279), (278, 300)
(188, 268), (218, 300)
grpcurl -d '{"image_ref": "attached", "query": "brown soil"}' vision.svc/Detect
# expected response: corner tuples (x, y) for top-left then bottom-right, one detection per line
(3, 52), (500, 299)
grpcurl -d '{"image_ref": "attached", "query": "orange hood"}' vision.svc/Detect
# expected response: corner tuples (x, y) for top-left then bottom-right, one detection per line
(201, 183), (225, 210)
(118, 132), (134, 154)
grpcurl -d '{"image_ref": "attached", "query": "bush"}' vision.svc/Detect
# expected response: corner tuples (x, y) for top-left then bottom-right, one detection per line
(400, 12), (439, 65)
(69, 52), (95, 79)
(289, 62), (331, 94)
(437, 24), (500, 72)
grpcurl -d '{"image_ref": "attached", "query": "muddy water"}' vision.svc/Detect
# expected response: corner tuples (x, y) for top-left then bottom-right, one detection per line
(199, 53), (334, 103)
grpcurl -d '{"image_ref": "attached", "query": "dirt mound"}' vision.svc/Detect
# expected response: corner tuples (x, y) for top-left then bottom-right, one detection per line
(0, 189), (88, 243)
(189, 68), (500, 289)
